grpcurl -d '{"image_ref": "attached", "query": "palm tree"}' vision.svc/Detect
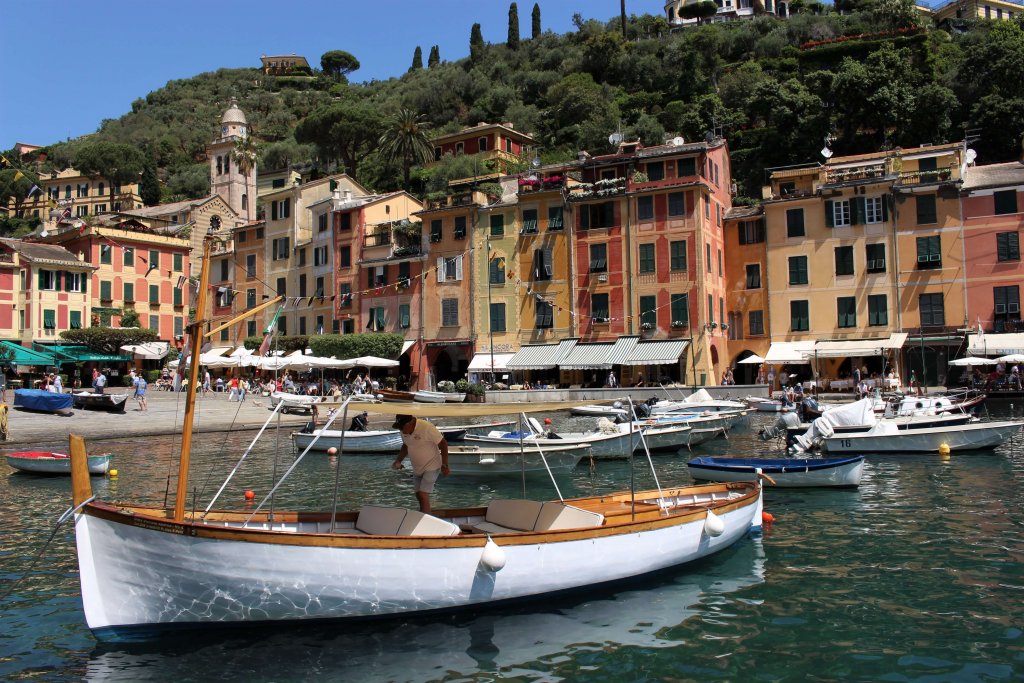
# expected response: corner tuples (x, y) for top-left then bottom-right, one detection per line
(377, 109), (434, 191)
(232, 132), (260, 221)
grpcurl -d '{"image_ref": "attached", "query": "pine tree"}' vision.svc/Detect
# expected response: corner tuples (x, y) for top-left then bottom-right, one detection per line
(428, 45), (440, 68)
(139, 163), (160, 206)
(470, 23), (484, 63)
(410, 46), (423, 71)
(532, 3), (541, 38)
(507, 3), (520, 50)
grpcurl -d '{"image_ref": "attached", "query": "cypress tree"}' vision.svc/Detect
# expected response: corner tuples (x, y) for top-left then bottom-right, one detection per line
(410, 46), (423, 71)
(139, 163), (160, 206)
(507, 3), (520, 50)
(532, 3), (541, 38)
(470, 23), (484, 62)
(428, 45), (440, 68)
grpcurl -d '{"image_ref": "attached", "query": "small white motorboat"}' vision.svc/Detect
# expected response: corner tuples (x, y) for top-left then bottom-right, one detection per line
(292, 425), (469, 453)
(617, 422), (692, 452)
(569, 404), (628, 417)
(744, 396), (783, 412)
(821, 420), (1024, 454)
(413, 390), (447, 403)
(6, 450), (112, 475)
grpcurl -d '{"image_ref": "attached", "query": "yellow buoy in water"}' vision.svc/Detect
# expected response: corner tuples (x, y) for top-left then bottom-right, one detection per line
(108, 469), (118, 477)
(938, 443), (951, 456)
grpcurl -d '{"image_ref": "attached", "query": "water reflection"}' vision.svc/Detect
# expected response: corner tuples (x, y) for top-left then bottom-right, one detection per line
(83, 538), (766, 682)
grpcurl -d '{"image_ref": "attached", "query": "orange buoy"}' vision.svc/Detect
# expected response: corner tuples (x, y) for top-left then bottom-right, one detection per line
(762, 511), (776, 524)
(244, 490), (255, 500)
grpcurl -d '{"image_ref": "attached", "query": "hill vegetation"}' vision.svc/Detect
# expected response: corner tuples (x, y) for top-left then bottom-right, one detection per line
(4, 3), (1024, 218)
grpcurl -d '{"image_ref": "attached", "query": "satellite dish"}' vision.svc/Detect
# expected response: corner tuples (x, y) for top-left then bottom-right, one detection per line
(39, 229), (49, 238)
(608, 132), (623, 146)
(965, 149), (977, 165)
(671, 136), (685, 146)
(821, 147), (833, 159)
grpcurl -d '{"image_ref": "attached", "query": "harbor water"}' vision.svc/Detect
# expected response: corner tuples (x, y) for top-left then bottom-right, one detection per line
(2, 402), (1024, 681)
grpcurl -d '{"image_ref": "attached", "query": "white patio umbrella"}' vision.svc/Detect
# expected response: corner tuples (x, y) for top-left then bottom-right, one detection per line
(737, 354), (765, 364)
(995, 354), (1024, 364)
(120, 342), (170, 360)
(346, 356), (400, 368)
(948, 356), (998, 366)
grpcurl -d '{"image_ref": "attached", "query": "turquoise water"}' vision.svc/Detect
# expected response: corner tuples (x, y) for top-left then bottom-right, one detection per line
(2, 405), (1024, 681)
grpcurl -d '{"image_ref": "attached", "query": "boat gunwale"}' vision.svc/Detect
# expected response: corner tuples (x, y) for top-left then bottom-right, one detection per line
(77, 482), (759, 548)
(687, 455), (864, 473)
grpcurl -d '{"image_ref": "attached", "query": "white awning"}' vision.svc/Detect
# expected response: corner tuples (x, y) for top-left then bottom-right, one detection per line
(120, 342), (169, 360)
(810, 333), (907, 358)
(967, 333), (1024, 355)
(507, 344), (562, 370)
(400, 340), (416, 356)
(622, 340), (689, 366)
(467, 353), (515, 372)
(764, 341), (815, 364)
(605, 336), (639, 365)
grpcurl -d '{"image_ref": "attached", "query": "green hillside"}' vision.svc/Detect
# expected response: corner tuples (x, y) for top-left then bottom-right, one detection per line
(6, 6), (1024, 213)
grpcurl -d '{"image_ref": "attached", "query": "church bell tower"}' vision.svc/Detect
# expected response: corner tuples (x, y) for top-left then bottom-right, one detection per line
(208, 97), (257, 222)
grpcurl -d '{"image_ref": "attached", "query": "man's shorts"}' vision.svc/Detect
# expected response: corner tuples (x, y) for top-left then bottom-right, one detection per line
(413, 468), (441, 493)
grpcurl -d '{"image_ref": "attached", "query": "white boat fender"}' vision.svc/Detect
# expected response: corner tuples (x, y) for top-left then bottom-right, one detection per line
(480, 538), (506, 572)
(703, 510), (725, 537)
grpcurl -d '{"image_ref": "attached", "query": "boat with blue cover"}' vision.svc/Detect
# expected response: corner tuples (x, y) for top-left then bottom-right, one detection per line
(687, 455), (865, 488)
(13, 388), (73, 414)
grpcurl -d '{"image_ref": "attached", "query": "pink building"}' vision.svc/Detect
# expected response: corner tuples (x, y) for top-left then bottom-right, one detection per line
(962, 161), (1024, 333)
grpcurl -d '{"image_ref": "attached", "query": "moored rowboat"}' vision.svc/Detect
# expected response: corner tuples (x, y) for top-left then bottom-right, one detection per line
(687, 455), (865, 487)
(446, 443), (590, 474)
(6, 450), (111, 475)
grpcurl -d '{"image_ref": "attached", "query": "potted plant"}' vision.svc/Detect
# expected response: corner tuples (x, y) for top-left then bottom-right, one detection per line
(671, 320), (687, 329)
(640, 322), (654, 331)
(464, 382), (486, 403)
(436, 380), (456, 393)
(455, 378), (469, 392)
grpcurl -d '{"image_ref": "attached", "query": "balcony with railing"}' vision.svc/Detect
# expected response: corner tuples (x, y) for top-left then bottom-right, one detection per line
(628, 174), (702, 193)
(567, 177), (626, 201)
(517, 174), (566, 195)
(823, 164), (888, 186)
(364, 230), (391, 248)
(896, 167), (954, 186)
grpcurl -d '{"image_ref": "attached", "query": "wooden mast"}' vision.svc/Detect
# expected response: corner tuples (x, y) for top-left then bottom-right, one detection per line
(174, 236), (213, 522)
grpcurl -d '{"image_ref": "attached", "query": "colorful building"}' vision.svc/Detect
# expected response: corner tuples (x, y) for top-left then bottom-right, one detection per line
(0, 238), (95, 345)
(962, 160), (1024, 334)
(428, 122), (536, 174)
(17, 167), (143, 222)
(723, 205), (769, 383)
(568, 137), (733, 386)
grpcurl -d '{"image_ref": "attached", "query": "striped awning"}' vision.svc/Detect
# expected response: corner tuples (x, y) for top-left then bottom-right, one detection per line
(604, 336), (639, 365)
(622, 339), (689, 366)
(506, 344), (563, 370)
(559, 342), (616, 370)
(810, 333), (907, 358)
(0, 341), (59, 366)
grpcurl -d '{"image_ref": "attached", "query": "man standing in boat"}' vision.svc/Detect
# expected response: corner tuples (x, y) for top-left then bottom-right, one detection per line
(391, 414), (449, 514)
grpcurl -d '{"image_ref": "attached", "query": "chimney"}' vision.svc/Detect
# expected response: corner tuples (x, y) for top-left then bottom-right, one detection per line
(343, 189), (352, 201)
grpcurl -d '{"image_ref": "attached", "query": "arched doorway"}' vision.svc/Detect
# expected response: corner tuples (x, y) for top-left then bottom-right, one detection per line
(733, 350), (762, 384)
(777, 1), (788, 16)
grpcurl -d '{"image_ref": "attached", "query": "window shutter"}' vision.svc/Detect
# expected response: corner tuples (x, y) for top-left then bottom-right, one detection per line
(852, 197), (864, 225)
(271, 202), (278, 221)
(1011, 232), (1020, 259)
(544, 248), (553, 277)
(38, 269), (45, 289)
(55, 271), (62, 290)
(367, 268), (374, 289)
(65, 272), (73, 292)
(882, 196), (889, 222)
(824, 201), (834, 228)
(81, 274), (87, 295)
(455, 255), (463, 281)
(534, 249), (542, 279)
(436, 257), (444, 283)
(998, 234), (1008, 262)
(581, 206), (590, 229)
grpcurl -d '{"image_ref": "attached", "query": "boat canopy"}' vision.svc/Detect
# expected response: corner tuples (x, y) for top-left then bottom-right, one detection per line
(764, 341), (815, 364)
(967, 332), (1024, 355)
(809, 333), (907, 358)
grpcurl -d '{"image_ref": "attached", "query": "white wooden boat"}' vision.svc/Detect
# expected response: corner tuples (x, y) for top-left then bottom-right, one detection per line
(292, 425), (468, 452)
(744, 396), (783, 412)
(466, 427), (641, 460)
(830, 411), (974, 434)
(445, 420), (516, 436)
(6, 450), (111, 475)
(651, 389), (748, 415)
(617, 422), (693, 452)
(821, 420), (1023, 454)
(65, 237), (765, 642)
(569, 404), (628, 417)
(270, 392), (349, 414)
(686, 427), (726, 447)
(446, 443), (590, 474)
(413, 390), (447, 403)
(688, 456), (865, 488)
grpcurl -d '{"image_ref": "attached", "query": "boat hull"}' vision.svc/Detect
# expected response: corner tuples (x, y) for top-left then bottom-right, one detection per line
(688, 456), (864, 487)
(447, 444), (588, 474)
(73, 484), (761, 639)
(72, 392), (129, 412)
(466, 430), (640, 459)
(13, 389), (74, 413)
(821, 421), (1023, 453)
(293, 427), (468, 453)
(6, 451), (111, 475)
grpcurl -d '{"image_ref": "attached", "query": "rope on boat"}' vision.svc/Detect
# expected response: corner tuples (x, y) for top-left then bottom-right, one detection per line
(0, 496), (94, 605)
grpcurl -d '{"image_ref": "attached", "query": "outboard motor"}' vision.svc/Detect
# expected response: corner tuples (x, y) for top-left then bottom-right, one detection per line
(634, 401), (652, 419)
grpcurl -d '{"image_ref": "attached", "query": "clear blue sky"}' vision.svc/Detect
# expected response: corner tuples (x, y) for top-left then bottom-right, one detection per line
(1, 0), (634, 148)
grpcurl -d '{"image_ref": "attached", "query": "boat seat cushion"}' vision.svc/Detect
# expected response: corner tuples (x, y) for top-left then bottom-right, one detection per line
(397, 510), (461, 537)
(481, 499), (544, 532)
(355, 505), (408, 536)
(534, 502), (605, 531)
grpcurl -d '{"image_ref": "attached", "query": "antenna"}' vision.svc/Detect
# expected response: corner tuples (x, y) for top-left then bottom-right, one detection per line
(608, 132), (623, 146)
(821, 146), (833, 159)
(821, 134), (835, 159)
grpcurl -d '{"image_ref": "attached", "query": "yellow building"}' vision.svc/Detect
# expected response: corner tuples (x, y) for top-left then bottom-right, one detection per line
(18, 167), (142, 222)
(929, 0), (1021, 22)
(763, 143), (965, 384)
(260, 54), (310, 75)
(723, 205), (770, 383)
